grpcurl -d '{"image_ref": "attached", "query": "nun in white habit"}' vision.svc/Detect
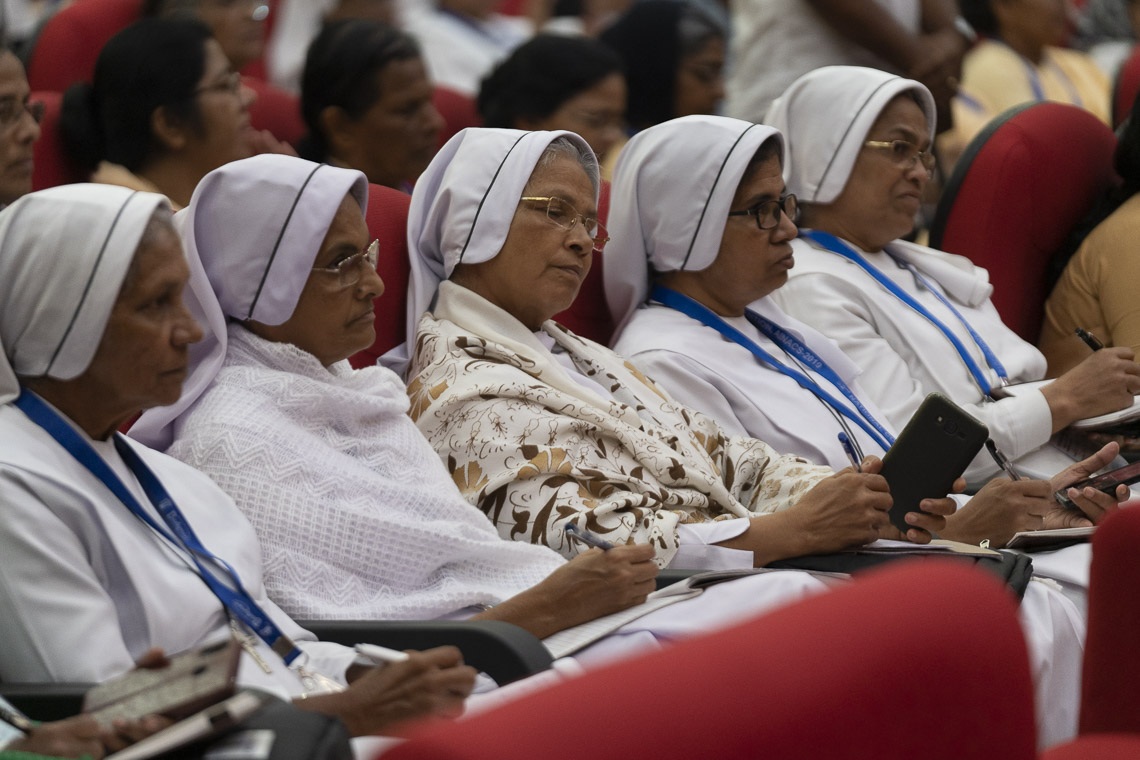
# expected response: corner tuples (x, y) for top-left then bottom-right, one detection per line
(401, 126), (953, 576)
(0, 183), (479, 739)
(766, 65), (1140, 488)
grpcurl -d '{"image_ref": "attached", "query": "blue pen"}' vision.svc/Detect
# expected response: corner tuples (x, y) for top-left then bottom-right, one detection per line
(565, 523), (614, 551)
(838, 432), (862, 473)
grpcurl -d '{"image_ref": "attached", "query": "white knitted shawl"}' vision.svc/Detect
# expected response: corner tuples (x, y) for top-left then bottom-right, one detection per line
(166, 324), (565, 621)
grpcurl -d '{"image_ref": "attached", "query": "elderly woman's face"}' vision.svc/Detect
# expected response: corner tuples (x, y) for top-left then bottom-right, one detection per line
(82, 217), (203, 412)
(249, 194), (381, 366)
(822, 95), (931, 251)
(452, 155), (596, 330)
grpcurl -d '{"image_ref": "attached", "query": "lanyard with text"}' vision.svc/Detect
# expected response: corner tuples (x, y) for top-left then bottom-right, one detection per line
(799, 229), (1009, 399)
(13, 389), (301, 665)
(651, 285), (895, 451)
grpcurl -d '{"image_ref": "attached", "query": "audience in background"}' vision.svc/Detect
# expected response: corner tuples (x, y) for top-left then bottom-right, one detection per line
(299, 19), (443, 191)
(143, 0), (269, 76)
(1074, 0), (1140, 76)
(479, 34), (626, 167)
(0, 44), (38, 206)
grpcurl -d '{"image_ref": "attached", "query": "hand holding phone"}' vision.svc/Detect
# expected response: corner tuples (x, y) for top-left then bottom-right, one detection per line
(1054, 459), (1140, 509)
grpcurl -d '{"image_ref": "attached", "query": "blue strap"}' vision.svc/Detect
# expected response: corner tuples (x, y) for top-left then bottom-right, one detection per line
(800, 230), (1009, 398)
(13, 390), (300, 664)
(650, 285), (895, 451)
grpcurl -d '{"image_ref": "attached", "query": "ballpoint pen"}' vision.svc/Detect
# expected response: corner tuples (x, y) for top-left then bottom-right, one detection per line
(355, 643), (411, 664)
(565, 523), (614, 550)
(1075, 327), (1104, 352)
(837, 432), (862, 473)
(985, 439), (1021, 481)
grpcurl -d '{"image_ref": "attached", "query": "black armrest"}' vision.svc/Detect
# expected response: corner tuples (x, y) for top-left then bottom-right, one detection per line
(656, 568), (700, 590)
(297, 620), (552, 685)
(0, 683), (90, 721)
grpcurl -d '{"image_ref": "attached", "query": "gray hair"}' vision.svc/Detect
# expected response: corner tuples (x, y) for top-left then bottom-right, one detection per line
(532, 136), (601, 197)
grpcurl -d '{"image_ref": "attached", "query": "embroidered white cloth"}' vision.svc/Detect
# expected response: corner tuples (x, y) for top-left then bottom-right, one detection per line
(167, 324), (564, 620)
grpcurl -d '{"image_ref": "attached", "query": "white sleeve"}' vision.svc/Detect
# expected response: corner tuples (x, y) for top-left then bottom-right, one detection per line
(673, 519), (753, 570)
(629, 350), (750, 438)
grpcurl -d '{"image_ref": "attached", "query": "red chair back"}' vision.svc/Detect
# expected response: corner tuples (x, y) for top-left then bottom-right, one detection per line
(552, 180), (615, 344)
(433, 86), (481, 149)
(31, 90), (85, 191)
(245, 77), (305, 146)
(1112, 45), (1140, 129)
(929, 102), (1117, 342)
(28, 0), (143, 92)
(350, 184), (412, 368)
(385, 561), (1037, 760)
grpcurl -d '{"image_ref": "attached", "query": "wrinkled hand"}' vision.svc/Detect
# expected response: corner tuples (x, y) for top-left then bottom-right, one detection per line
(787, 455), (892, 553)
(248, 129), (298, 157)
(942, 477), (1052, 547)
(536, 544), (658, 625)
(1049, 442), (1129, 525)
(10, 716), (106, 759)
(337, 647), (476, 736)
(1043, 348), (1140, 429)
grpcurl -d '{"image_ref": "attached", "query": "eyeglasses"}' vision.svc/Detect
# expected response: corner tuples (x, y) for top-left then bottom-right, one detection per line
(0, 98), (44, 131)
(312, 239), (379, 288)
(864, 140), (936, 175)
(519, 196), (609, 252)
(193, 70), (243, 98)
(726, 194), (798, 230)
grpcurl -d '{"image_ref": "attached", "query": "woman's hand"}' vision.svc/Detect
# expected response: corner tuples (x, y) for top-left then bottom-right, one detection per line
(1042, 348), (1140, 431)
(476, 544), (659, 639)
(942, 477), (1052, 547)
(1048, 442), (1129, 526)
(305, 647), (477, 737)
(781, 456), (893, 554)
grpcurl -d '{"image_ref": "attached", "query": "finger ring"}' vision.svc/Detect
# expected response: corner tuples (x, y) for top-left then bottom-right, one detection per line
(946, 76), (959, 90)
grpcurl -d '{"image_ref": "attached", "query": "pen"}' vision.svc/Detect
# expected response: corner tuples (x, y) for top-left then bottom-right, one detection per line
(1075, 327), (1104, 352)
(985, 439), (1021, 481)
(0, 700), (34, 734)
(565, 523), (614, 551)
(837, 432), (862, 473)
(354, 643), (411, 664)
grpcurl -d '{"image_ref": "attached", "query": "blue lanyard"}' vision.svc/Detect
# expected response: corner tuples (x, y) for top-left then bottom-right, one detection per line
(799, 230), (1009, 399)
(651, 286), (895, 451)
(13, 390), (300, 665)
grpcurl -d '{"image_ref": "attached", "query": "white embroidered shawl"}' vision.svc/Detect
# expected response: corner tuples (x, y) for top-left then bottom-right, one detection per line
(408, 282), (833, 567)
(167, 324), (565, 621)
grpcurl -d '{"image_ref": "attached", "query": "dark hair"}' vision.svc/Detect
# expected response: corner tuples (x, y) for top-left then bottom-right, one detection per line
(60, 18), (212, 174)
(959, 0), (999, 37)
(600, 0), (724, 130)
(298, 18), (421, 162)
(739, 137), (783, 184)
(478, 35), (623, 128)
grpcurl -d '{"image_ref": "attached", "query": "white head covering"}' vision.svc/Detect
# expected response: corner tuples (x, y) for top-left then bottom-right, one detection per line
(766, 65), (936, 205)
(400, 127), (598, 357)
(131, 154), (368, 449)
(604, 115), (784, 334)
(0, 185), (168, 405)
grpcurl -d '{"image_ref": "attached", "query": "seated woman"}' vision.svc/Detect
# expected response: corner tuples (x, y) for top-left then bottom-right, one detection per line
(399, 126), (958, 571)
(605, 113), (1121, 549)
(478, 34), (626, 169)
(299, 19), (444, 191)
(131, 154), (845, 666)
(60, 18), (284, 209)
(1040, 93), (1140, 377)
(766, 65), (1140, 485)
(144, 0), (268, 79)
(0, 184), (475, 736)
(941, 0), (1110, 166)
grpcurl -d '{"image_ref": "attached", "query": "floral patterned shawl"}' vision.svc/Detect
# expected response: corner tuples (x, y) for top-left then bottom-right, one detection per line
(408, 281), (832, 567)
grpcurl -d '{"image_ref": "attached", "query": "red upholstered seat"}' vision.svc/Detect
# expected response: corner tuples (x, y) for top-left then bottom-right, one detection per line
(245, 77), (304, 147)
(350, 184), (412, 369)
(551, 180), (615, 345)
(433, 87), (481, 149)
(31, 90), (84, 191)
(27, 0), (143, 92)
(929, 102), (1118, 342)
(1113, 46), (1140, 129)
(385, 561), (1042, 760)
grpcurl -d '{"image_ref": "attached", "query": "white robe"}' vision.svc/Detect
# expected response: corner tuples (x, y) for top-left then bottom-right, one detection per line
(773, 235), (1072, 483)
(0, 402), (356, 700)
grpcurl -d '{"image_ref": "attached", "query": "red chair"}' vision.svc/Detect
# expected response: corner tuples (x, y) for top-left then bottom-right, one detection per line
(27, 0), (143, 92)
(1113, 46), (1140, 129)
(350, 183), (412, 369)
(386, 561), (1044, 760)
(929, 102), (1118, 342)
(245, 77), (305, 147)
(551, 181), (615, 344)
(433, 86), (481, 149)
(31, 91), (85, 191)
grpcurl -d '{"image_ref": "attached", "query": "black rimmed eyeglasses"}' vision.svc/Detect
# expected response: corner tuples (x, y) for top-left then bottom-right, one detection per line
(726, 194), (798, 230)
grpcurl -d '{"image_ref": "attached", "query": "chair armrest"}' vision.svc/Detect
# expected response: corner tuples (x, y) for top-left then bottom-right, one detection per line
(656, 569), (699, 590)
(0, 683), (91, 721)
(296, 620), (552, 685)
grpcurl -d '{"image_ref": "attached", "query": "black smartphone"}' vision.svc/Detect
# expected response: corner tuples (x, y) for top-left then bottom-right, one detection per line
(880, 393), (989, 537)
(1054, 459), (1140, 508)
